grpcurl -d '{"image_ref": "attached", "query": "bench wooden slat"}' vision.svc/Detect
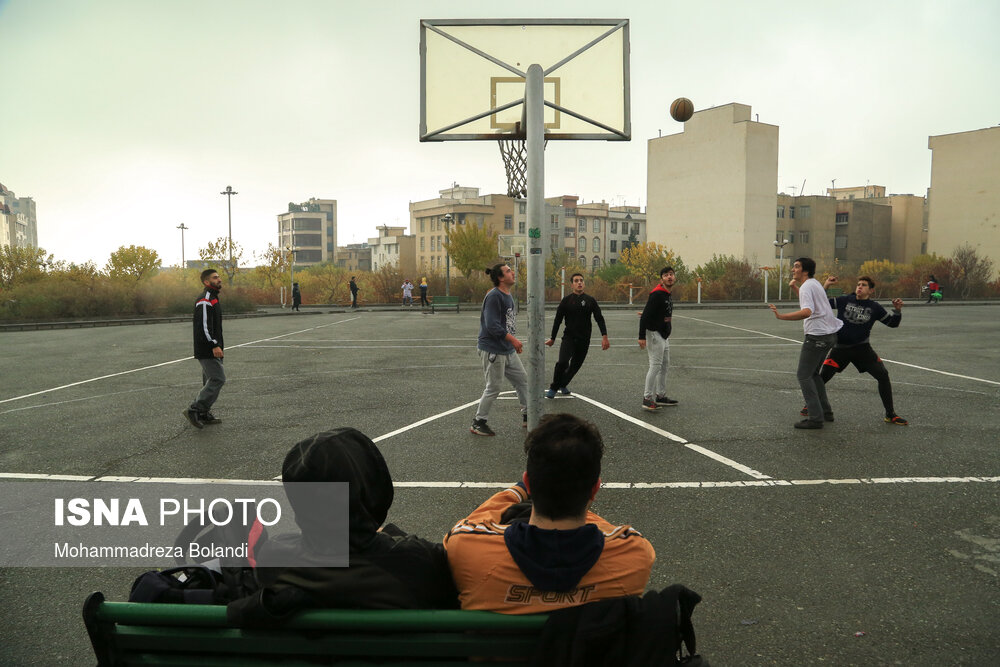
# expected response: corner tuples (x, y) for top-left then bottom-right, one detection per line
(431, 296), (461, 313)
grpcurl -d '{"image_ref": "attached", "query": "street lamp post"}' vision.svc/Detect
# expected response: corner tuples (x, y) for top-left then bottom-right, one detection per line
(441, 213), (452, 297)
(774, 239), (790, 300)
(176, 223), (188, 268)
(220, 185), (238, 283)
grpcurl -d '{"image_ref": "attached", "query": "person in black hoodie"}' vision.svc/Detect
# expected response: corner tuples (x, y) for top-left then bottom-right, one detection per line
(183, 269), (225, 429)
(638, 267), (677, 412)
(544, 273), (610, 399)
(227, 428), (458, 625)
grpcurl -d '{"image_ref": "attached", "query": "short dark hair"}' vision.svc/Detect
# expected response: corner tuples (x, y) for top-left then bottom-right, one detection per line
(660, 266), (674, 277)
(858, 275), (875, 289)
(485, 262), (508, 287)
(571, 272), (584, 281)
(794, 257), (816, 277)
(200, 269), (218, 283)
(524, 414), (604, 520)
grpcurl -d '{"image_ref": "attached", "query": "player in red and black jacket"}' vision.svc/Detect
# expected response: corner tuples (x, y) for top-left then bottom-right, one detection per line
(184, 269), (226, 429)
(638, 267), (677, 411)
(802, 275), (908, 425)
(544, 273), (609, 398)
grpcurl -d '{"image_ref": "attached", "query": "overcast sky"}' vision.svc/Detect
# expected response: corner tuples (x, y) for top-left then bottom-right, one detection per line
(2, 0), (997, 267)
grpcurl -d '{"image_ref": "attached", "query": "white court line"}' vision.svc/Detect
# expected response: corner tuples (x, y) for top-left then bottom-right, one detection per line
(677, 314), (1000, 386)
(2, 471), (997, 488)
(571, 393), (773, 480)
(0, 316), (362, 405)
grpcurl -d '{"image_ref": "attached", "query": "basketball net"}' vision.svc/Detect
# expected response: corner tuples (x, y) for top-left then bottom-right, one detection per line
(497, 125), (545, 199)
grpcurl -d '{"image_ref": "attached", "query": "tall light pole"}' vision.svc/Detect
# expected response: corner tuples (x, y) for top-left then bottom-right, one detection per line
(441, 213), (452, 296)
(176, 223), (188, 268)
(220, 185), (238, 283)
(774, 238), (790, 300)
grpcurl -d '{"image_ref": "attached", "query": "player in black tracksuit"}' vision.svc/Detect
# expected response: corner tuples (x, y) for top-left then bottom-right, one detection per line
(544, 273), (609, 399)
(803, 275), (908, 425)
(183, 269), (226, 429)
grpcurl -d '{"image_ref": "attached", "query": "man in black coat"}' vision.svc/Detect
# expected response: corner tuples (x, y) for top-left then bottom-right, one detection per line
(545, 273), (609, 398)
(184, 269), (225, 428)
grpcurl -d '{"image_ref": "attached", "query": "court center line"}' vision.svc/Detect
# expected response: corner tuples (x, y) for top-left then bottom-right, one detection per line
(570, 393), (773, 480)
(0, 316), (361, 405)
(2, 472), (997, 488)
(677, 314), (1000, 386)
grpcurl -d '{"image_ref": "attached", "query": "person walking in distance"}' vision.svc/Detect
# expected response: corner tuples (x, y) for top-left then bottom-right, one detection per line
(800, 275), (909, 425)
(638, 267), (678, 412)
(419, 276), (430, 307)
(471, 263), (528, 436)
(769, 257), (843, 429)
(291, 282), (301, 311)
(349, 276), (359, 308)
(545, 273), (610, 399)
(183, 269), (226, 429)
(401, 279), (414, 307)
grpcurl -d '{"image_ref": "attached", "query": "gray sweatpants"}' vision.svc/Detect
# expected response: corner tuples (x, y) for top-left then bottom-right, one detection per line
(797, 333), (837, 422)
(475, 349), (528, 421)
(643, 331), (670, 400)
(191, 357), (226, 414)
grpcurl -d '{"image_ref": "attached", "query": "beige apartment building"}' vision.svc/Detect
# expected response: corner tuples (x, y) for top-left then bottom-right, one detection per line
(775, 194), (891, 268)
(369, 226), (416, 277)
(647, 103), (778, 268)
(0, 182), (38, 249)
(334, 243), (372, 272)
(277, 198), (336, 266)
(827, 185), (886, 200)
(870, 194), (928, 263)
(927, 126), (1000, 275)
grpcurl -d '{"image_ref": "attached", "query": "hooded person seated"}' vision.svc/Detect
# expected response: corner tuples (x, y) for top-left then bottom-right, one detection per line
(228, 428), (458, 624)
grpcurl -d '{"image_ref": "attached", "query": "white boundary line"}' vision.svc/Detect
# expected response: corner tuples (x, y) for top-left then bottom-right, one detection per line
(0, 316), (362, 404)
(677, 314), (1000, 386)
(1, 472), (997, 488)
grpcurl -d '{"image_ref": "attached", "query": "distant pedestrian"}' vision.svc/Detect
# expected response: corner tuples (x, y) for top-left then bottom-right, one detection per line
(769, 257), (843, 430)
(470, 263), (528, 436)
(419, 276), (429, 307)
(350, 276), (359, 308)
(291, 282), (301, 311)
(638, 267), (678, 412)
(183, 269), (225, 429)
(401, 280), (414, 307)
(545, 273), (609, 398)
(925, 275), (940, 303)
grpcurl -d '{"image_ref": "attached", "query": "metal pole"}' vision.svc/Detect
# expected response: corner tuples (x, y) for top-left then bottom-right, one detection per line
(560, 267), (566, 300)
(525, 64), (545, 431)
(445, 217), (451, 297)
(778, 245), (784, 300)
(697, 278), (702, 304)
(763, 269), (769, 303)
(220, 186), (238, 284)
(176, 223), (188, 267)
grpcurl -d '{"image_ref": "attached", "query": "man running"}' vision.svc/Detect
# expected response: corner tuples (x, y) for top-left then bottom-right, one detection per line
(638, 267), (678, 412)
(544, 273), (609, 399)
(769, 257), (843, 429)
(801, 275), (908, 425)
(471, 263), (528, 436)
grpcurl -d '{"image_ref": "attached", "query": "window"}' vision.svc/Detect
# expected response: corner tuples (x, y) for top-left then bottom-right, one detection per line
(799, 206), (811, 219)
(457, 213), (466, 225)
(578, 237), (587, 252)
(430, 237), (436, 251)
(293, 234), (322, 246)
(593, 256), (600, 269)
(420, 219), (425, 232)
(293, 218), (323, 231)
(789, 207), (796, 219)
(777, 206), (785, 218)
(631, 223), (640, 236)
(551, 234), (559, 248)
(327, 242), (333, 252)
(579, 255), (586, 264)
(800, 231), (809, 244)
(776, 231), (784, 242)
(835, 236), (848, 249)
(420, 237), (425, 250)
(504, 215), (513, 230)
(787, 232), (795, 244)
(518, 202), (526, 214)
(593, 238), (600, 252)
(593, 220), (601, 233)
(610, 221), (618, 234)
(518, 221), (526, 234)
(578, 218), (587, 230)
(836, 212), (849, 224)
(610, 240), (617, 253)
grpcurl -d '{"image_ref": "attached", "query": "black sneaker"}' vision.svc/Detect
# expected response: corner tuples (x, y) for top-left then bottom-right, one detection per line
(654, 395), (679, 406)
(801, 406), (833, 421)
(470, 419), (495, 436)
(885, 414), (908, 426)
(793, 419), (823, 430)
(522, 413), (528, 428)
(200, 412), (222, 425)
(642, 398), (660, 411)
(183, 408), (204, 429)
(559, 387), (571, 395)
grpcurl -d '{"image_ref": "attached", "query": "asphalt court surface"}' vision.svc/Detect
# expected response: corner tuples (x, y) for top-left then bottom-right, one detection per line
(1, 304), (998, 664)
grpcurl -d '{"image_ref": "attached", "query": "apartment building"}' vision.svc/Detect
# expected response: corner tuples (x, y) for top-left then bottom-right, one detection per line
(334, 243), (372, 272)
(368, 225), (416, 276)
(775, 194), (891, 268)
(276, 198), (336, 266)
(0, 182), (38, 249)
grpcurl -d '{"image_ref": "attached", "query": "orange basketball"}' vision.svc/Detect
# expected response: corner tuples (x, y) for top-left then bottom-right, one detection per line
(670, 97), (694, 122)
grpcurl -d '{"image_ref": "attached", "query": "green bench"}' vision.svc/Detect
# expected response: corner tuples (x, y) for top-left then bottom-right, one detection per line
(83, 592), (547, 665)
(826, 287), (844, 296)
(431, 296), (461, 313)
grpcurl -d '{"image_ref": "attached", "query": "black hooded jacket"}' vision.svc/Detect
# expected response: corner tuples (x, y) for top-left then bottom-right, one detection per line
(228, 428), (458, 625)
